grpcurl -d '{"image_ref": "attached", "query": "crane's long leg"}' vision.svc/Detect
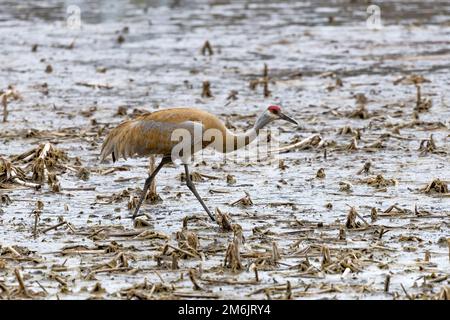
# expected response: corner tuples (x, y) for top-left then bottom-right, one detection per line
(184, 164), (216, 222)
(133, 156), (171, 219)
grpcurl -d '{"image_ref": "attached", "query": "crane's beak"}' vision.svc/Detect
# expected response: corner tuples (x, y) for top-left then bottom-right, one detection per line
(279, 112), (298, 126)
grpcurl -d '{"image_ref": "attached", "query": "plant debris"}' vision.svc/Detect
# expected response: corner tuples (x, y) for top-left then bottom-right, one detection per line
(230, 191), (253, 207)
(201, 40), (213, 56)
(201, 81), (213, 98)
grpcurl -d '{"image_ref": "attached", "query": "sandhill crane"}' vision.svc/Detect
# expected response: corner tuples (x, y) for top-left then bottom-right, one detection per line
(100, 105), (298, 221)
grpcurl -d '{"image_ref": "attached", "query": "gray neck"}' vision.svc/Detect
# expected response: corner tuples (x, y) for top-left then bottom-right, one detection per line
(253, 112), (271, 133)
(220, 112), (270, 153)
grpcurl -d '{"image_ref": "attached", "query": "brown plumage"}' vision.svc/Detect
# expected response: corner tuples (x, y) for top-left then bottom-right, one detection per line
(101, 108), (228, 162)
(100, 106), (298, 222)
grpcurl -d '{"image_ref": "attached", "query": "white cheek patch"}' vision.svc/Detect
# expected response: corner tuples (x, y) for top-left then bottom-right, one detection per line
(268, 111), (278, 119)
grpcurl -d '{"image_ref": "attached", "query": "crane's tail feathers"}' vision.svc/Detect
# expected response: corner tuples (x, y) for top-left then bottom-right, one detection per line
(100, 115), (180, 163)
(100, 120), (139, 163)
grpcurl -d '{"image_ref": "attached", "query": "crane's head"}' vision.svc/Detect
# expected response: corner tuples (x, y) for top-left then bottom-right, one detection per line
(255, 105), (298, 130)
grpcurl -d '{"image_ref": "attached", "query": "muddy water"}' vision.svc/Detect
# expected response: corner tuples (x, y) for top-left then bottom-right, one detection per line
(0, 1), (449, 299)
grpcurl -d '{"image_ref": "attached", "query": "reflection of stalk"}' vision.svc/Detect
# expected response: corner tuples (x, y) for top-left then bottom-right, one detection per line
(447, 238), (450, 262)
(149, 156), (156, 196)
(263, 64), (271, 98)
(32, 143), (51, 183)
(147, 155), (161, 203)
(33, 211), (40, 239)
(2, 94), (7, 122)
(416, 84), (421, 110)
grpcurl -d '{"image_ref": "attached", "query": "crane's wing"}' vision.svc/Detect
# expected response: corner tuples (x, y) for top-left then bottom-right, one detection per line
(100, 118), (204, 163)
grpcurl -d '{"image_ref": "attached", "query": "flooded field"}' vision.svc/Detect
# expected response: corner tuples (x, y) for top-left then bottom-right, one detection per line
(0, 0), (449, 300)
